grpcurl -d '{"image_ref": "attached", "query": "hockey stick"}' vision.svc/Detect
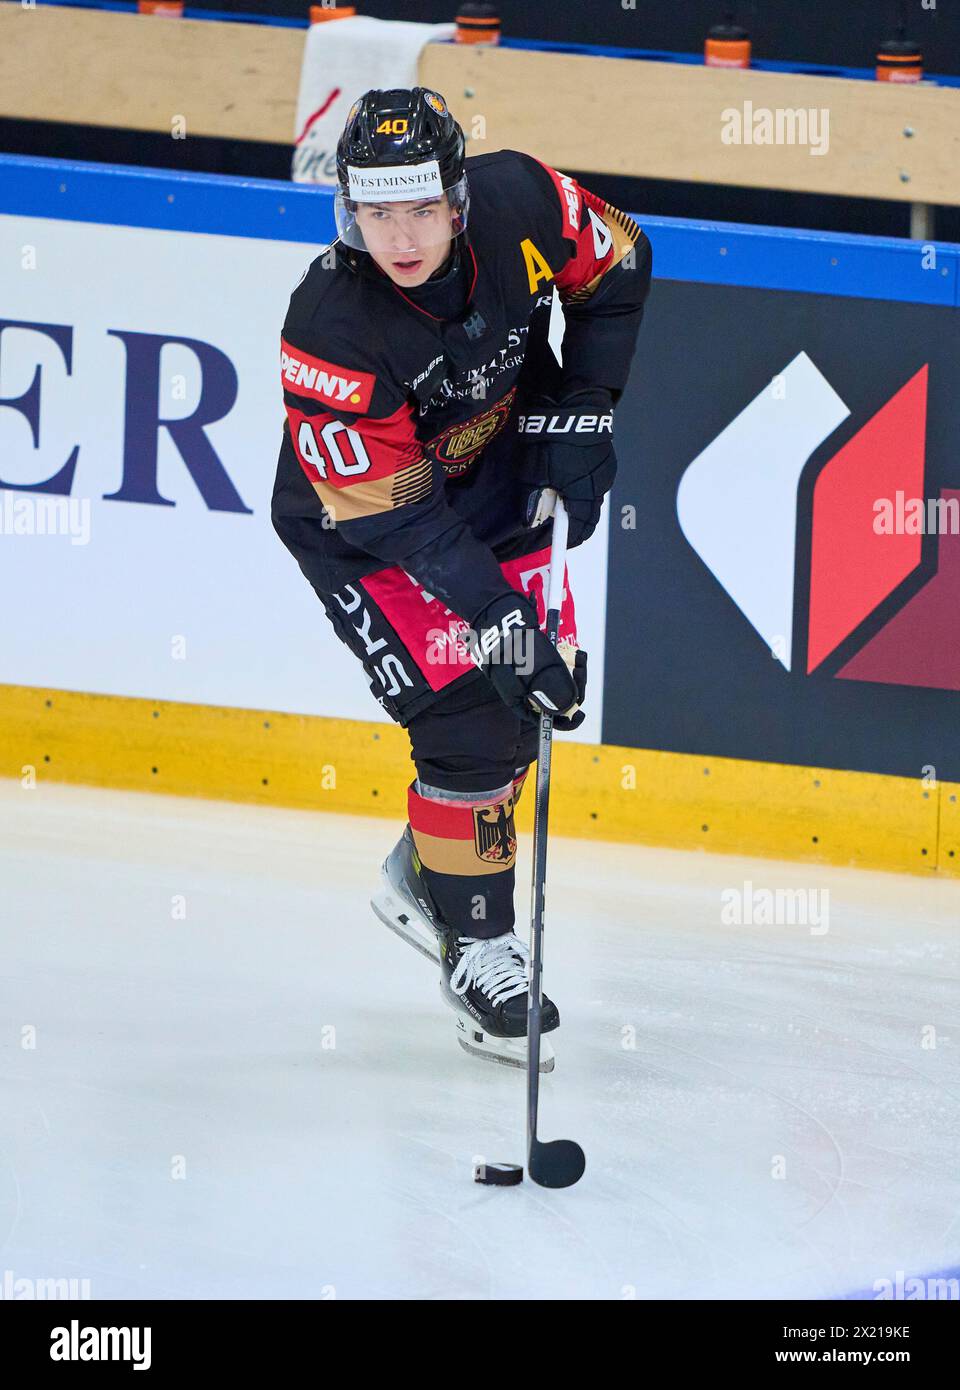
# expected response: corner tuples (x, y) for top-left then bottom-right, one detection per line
(526, 493), (586, 1189)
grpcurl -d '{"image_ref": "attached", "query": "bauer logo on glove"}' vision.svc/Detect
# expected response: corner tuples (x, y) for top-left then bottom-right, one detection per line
(516, 389), (618, 546)
(517, 411), (613, 435)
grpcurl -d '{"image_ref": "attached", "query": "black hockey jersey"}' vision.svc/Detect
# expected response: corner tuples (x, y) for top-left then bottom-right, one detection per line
(271, 148), (652, 626)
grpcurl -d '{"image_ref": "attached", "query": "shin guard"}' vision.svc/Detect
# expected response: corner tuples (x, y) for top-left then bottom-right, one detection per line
(407, 780), (518, 938)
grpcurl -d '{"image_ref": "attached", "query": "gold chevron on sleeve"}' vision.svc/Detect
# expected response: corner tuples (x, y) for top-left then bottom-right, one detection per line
(391, 455), (433, 505)
(308, 453), (433, 523)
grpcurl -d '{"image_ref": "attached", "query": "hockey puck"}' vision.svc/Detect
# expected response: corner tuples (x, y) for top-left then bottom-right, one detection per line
(474, 1162), (523, 1186)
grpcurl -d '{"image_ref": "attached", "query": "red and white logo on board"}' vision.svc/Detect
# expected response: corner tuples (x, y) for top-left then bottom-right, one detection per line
(675, 351), (956, 690)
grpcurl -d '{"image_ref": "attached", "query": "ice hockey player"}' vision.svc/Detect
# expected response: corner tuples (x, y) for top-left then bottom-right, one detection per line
(272, 87), (651, 1070)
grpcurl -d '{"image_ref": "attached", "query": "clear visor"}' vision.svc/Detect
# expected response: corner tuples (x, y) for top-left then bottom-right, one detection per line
(334, 174), (469, 253)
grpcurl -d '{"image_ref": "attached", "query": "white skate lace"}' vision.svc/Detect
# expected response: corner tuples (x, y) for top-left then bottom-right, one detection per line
(450, 934), (529, 1006)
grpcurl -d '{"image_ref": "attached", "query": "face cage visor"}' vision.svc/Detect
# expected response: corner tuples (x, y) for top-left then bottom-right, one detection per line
(334, 173), (470, 253)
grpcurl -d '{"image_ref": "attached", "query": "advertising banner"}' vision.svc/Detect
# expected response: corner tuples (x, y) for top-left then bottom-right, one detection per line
(604, 278), (960, 780)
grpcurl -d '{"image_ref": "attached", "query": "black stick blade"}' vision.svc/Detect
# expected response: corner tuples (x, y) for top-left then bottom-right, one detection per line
(528, 1139), (586, 1189)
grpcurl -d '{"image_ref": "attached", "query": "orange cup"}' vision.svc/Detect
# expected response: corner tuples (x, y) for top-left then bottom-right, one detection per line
(455, 5), (500, 45)
(878, 43), (922, 83)
(705, 24), (751, 69)
(310, 5), (357, 21)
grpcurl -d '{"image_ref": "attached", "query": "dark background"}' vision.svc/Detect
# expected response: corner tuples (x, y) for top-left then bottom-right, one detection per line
(190, 0), (960, 75)
(2, 0), (959, 240)
(602, 279), (960, 779)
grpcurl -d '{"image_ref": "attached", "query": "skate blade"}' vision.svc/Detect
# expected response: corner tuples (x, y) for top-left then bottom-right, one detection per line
(453, 1013), (556, 1074)
(370, 873), (439, 964)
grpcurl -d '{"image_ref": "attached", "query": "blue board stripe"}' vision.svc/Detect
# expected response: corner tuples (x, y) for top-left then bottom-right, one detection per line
(33, 0), (310, 25)
(500, 36), (960, 88)
(0, 154), (957, 307)
(638, 213), (960, 308)
(0, 153), (334, 250)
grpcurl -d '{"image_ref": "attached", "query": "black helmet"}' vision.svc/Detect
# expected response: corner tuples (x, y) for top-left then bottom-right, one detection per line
(337, 87), (465, 191)
(334, 87), (469, 252)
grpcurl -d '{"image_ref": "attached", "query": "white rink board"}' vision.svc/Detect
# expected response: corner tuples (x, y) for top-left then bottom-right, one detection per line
(0, 214), (608, 742)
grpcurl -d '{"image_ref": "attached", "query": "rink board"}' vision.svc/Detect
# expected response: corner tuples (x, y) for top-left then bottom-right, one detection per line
(1, 155), (959, 876)
(0, 682), (955, 877)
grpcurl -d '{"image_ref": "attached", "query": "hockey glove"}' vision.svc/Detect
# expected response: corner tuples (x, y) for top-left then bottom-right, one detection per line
(517, 388), (616, 546)
(469, 592), (587, 730)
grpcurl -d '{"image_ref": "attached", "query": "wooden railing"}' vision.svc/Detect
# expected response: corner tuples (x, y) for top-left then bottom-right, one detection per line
(2, 3), (957, 231)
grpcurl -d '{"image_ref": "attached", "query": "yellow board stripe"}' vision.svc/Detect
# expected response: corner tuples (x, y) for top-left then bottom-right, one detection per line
(0, 683), (955, 878)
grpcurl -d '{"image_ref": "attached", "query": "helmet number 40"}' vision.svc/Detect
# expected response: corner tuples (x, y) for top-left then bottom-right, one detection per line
(298, 418), (372, 478)
(376, 118), (408, 135)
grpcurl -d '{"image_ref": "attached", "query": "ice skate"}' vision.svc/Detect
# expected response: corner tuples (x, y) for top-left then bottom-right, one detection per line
(371, 825), (558, 1071)
(438, 927), (558, 1074)
(370, 823), (441, 963)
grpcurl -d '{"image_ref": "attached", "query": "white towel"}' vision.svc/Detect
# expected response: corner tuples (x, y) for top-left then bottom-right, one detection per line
(292, 16), (456, 185)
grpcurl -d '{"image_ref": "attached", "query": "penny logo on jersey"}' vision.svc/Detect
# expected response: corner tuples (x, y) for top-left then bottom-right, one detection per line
(280, 338), (375, 412)
(473, 797), (518, 866)
(428, 387), (517, 475)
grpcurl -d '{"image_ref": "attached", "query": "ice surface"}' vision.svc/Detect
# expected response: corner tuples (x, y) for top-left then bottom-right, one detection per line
(1, 780), (957, 1300)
